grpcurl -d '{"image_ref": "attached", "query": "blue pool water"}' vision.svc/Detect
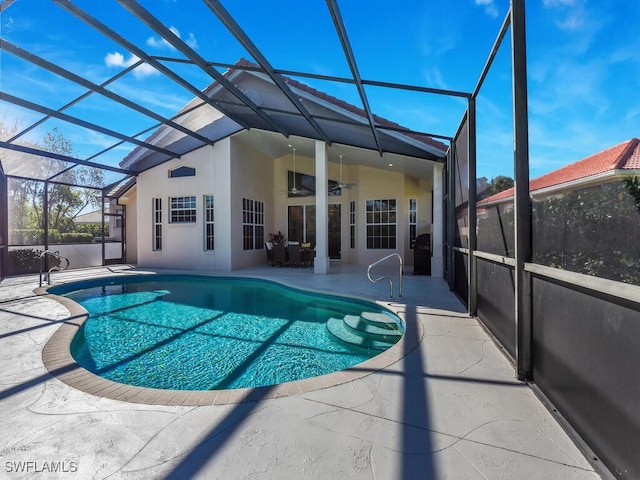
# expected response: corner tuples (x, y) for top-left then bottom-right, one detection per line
(52, 275), (404, 391)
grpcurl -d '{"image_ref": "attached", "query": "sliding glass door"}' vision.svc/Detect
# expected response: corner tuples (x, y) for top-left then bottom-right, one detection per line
(288, 204), (341, 259)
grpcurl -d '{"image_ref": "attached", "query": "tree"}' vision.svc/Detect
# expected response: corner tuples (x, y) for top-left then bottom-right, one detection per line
(532, 181), (640, 285)
(489, 175), (514, 195)
(477, 175), (514, 200)
(5, 123), (105, 238)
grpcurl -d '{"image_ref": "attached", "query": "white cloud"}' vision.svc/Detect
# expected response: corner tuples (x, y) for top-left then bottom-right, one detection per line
(423, 67), (449, 91)
(474, 0), (499, 18)
(104, 52), (158, 79)
(105, 51), (136, 69)
(542, 0), (587, 30)
(146, 26), (198, 50)
(108, 81), (190, 113)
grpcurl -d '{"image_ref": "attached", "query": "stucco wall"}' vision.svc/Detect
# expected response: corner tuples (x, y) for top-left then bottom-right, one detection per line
(136, 141), (230, 270)
(134, 134), (436, 272)
(120, 188), (137, 264)
(229, 137), (274, 270)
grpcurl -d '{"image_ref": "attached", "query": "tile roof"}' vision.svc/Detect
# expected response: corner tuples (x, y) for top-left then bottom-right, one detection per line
(232, 57), (447, 152)
(280, 74), (447, 152)
(122, 58), (447, 169)
(480, 138), (640, 204)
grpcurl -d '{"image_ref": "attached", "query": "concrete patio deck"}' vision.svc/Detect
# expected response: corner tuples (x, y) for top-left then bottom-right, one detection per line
(0, 264), (601, 479)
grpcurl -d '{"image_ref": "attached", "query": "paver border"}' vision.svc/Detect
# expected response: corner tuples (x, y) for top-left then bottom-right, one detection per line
(38, 277), (423, 406)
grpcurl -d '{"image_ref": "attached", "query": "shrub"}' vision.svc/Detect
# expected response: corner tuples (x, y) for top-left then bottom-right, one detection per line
(8, 248), (60, 275)
(52, 232), (94, 244)
(8, 229), (45, 245)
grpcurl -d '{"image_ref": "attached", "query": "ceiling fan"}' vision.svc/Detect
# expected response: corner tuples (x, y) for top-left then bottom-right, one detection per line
(287, 146), (301, 195)
(336, 155), (356, 189)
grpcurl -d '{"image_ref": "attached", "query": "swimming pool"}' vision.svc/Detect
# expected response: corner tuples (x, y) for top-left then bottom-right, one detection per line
(50, 275), (404, 391)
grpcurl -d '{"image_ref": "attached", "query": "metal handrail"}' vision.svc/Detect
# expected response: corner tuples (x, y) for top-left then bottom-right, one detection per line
(367, 253), (403, 298)
(39, 250), (70, 287)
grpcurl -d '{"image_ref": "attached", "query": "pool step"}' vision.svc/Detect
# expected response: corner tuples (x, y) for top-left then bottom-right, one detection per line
(343, 315), (403, 341)
(326, 312), (403, 350)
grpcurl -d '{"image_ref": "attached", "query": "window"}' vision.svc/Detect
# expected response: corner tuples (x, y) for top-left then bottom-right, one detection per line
(349, 201), (356, 249)
(170, 196), (196, 223)
(409, 198), (417, 248)
(204, 195), (214, 251)
(152, 198), (162, 251)
(366, 199), (396, 249)
(242, 198), (264, 250)
(169, 166), (196, 178)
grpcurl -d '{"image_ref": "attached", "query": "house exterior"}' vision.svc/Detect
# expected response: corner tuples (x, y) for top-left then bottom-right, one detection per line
(478, 137), (640, 206)
(474, 137), (640, 266)
(116, 60), (448, 276)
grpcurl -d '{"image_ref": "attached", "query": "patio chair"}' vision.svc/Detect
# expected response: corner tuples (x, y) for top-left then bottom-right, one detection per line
(272, 243), (286, 267)
(300, 242), (314, 267)
(265, 242), (273, 264)
(288, 243), (301, 267)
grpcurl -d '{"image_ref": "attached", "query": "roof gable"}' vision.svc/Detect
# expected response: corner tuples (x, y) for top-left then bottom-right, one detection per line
(479, 138), (640, 204)
(121, 58), (447, 172)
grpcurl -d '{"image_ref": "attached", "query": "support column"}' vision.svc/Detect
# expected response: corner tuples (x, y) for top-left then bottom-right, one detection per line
(512, 0), (533, 380)
(432, 162), (444, 278)
(468, 98), (478, 315)
(314, 140), (330, 274)
(0, 164), (7, 279)
(447, 145), (456, 290)
(101, 192), (106, 265)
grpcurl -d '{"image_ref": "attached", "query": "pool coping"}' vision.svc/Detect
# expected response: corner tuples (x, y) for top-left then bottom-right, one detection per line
(37, 276), (424, 406)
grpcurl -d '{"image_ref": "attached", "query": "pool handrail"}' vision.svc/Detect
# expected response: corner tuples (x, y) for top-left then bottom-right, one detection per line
(39, 250), (70, 287)
(367, 253), (403, 298)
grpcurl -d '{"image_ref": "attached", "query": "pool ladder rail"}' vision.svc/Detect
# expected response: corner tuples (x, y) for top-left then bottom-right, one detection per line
(367, 253), (403, 298)
(39, 250), (70, 287)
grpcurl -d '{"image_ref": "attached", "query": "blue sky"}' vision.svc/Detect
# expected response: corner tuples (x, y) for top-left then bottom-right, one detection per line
(1, 0), (640, 184)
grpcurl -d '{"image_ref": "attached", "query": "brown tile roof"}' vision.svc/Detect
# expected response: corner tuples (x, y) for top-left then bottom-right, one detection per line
(480, 138), (640, 204)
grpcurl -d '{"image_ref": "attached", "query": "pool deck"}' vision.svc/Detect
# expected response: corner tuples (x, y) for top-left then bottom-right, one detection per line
(0, 264), (601, 479)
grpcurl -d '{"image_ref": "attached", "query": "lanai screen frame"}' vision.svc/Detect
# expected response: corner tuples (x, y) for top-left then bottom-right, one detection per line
(1, 0), (471, 278)
(8, 2), (636, 478)
(0, 0), (530, 379)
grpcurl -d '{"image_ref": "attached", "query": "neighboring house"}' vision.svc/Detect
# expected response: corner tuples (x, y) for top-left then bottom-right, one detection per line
(473, 137), (640, 259)
(73, 209), (104, 226)
(478, 137), (640, 207)
(117, 59), (448, 275)
(73, 207), (123, 241)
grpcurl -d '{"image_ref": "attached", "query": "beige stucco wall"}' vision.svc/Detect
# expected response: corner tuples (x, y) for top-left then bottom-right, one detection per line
(229, 137), (274, 270)
(135, 141), (230, 270)
(133, 133), (436, 272)
(119, 188), (138, 264)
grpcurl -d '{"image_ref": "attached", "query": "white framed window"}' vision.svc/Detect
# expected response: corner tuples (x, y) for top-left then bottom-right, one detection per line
(242, 198), (264, 250)
(349, 201), (356, 249)
(204, 195), (214, 251)
(409, 198), (417, 248)
(152, 198), (162, 251)
(170, 196), (196, 223)
(365, 199), (396, 249)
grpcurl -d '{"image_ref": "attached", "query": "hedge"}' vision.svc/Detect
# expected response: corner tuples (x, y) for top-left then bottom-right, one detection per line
(9, 229), (93, 245)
